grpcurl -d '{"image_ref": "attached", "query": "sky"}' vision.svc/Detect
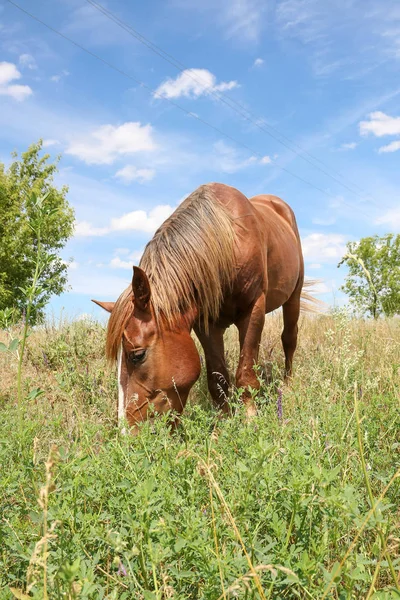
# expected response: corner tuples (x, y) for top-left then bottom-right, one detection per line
(0, 0), (400, 321)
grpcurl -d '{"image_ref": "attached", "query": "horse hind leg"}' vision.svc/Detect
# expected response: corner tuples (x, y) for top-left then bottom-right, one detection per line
(281, 291), (301, 379)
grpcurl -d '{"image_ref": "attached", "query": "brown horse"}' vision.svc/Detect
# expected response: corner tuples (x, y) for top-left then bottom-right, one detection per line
(93, 183), (313, 430)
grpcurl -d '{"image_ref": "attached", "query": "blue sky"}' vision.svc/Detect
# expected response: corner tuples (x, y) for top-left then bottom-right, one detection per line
(1, 0), (399, 320)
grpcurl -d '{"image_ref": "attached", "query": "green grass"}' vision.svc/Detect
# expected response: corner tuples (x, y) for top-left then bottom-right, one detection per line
(0, 311), (399, 599)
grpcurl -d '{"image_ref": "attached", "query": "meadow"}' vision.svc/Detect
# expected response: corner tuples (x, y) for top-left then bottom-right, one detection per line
(0, 310), (399, 599)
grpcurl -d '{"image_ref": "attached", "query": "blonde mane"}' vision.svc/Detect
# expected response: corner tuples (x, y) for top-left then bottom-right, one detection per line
(106, 185), (236, 361)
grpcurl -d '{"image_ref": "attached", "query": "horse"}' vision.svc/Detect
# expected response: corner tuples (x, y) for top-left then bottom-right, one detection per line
(93, 182), (315, 430)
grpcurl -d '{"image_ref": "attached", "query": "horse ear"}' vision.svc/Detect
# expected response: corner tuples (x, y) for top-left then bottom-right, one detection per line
(132, 266), (151, 311)
(91, 300), (115, 313)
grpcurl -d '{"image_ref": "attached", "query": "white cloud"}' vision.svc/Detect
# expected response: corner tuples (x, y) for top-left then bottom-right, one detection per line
(110, 249), (144, 269)
(75, 204), (174, 238)
(360, 112), (400, 154)
(276, 0), (322, 42)
(77, 313), (94, 322)
(130, 249), (144, 262)
(328, 196), (347, 210)
(275, 0), (400, 79)
(111, 205), (174, 234)
(154, 68), (238, 100)
(114, 165), (156, 184)
(375, 207), (400, 228)
(50, 70), (69, 83)
(74, 221), (109, 237)
(110, 256), (132, 269)
(359, 111), (400, 137)
(301, 233), (347, 262)
(308, 263), (322, 269)
(340, 142), (357, 150)
(211, 143), (273, 172)
(64, 3), (130, 47)
(378, 140), (400, 153)
(0, 61), (32, 101)
(175, 0), (267, 42)
(66, 122), (157, 165)
(253, 58), (264, 67)
(0, 62), (19, 86)
(313, 58), (350, 77)
(42, 139), (60, 148)
(19, 53), (37, 70)
(222, 0), (267, 41)
(62, 259), (79, 270)
(211, 140), (258, 173)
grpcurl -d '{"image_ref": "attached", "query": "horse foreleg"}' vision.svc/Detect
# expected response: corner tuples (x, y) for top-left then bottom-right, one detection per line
(194, 325), (231, 414)
(281, 291), (301, 378)
(235, 295), (266, 419)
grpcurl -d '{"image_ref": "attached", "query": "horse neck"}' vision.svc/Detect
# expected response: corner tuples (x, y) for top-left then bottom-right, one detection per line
(179, 304), (199, 332)
(155, 303), (199, 334)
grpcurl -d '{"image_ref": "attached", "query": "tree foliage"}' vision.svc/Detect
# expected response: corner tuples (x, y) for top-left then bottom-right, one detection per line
(0, 141), (75, 323)
(338, 234), (400, 318)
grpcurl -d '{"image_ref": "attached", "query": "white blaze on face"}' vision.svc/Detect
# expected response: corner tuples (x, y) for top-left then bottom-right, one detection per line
(117, 343), (126, 433)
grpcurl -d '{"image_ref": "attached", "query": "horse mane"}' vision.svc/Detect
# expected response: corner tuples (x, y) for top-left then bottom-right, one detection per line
(106, 184), (236, 362)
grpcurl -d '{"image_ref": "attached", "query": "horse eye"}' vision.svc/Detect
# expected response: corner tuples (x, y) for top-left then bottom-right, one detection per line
(128, 349), (146, 365)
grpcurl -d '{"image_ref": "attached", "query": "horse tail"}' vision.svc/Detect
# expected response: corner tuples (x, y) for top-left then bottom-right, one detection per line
(300, 279), (325, 313)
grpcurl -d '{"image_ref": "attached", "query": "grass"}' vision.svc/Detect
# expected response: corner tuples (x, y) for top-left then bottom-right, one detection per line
(0, 310), (399, 599)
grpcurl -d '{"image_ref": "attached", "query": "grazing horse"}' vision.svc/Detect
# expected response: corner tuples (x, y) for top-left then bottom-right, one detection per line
(93, 183), (312, 429)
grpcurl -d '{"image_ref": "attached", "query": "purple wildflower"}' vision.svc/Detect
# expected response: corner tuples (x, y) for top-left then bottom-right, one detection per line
(42, 351), (50, 369)
(117, 561), (127, 577)
(277, 388), (283, 421)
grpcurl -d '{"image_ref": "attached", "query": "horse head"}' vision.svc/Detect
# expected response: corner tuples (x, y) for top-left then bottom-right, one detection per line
(93, 267), (201, 430)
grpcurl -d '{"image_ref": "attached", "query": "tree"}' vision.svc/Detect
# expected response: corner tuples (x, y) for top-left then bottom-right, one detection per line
(338, 234), (400, 318)
(0, 141), (75, 323)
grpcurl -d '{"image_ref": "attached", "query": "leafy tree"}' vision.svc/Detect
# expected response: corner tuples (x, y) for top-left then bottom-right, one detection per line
(338, 234), (400, 318)
(0, 141), (75, 323)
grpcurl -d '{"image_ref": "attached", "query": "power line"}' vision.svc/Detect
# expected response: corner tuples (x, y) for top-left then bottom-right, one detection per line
(6, 0), (376, 220)
(85, 0), (388, 210)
